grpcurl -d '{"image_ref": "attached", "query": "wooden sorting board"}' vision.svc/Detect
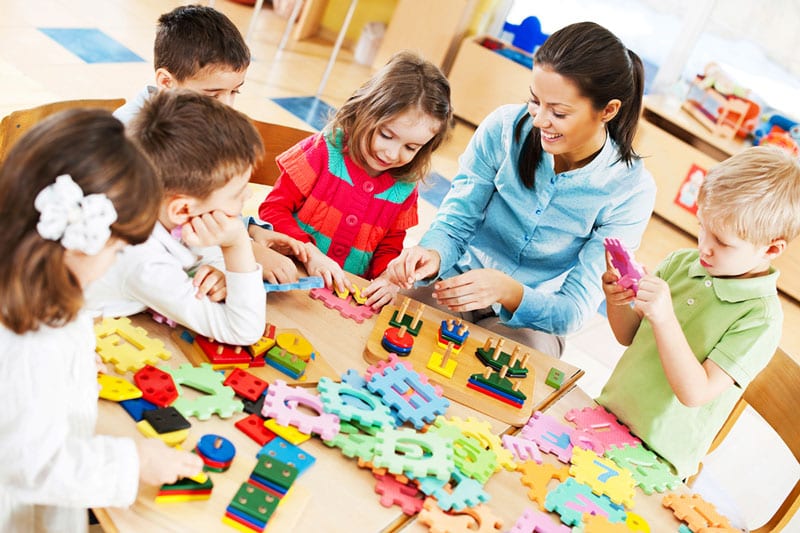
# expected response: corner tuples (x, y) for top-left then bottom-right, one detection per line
(364, 300), (584, 427)
(172, 326), (339, 386)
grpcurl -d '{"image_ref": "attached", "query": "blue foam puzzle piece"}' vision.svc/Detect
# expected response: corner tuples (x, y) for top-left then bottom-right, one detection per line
(257, 437), (316, 475)
(263, 276), (324, 292)
(119, 397), (158, 422)
(367, 363), (449, 429)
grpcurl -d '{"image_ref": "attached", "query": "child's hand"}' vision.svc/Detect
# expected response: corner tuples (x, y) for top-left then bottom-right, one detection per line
(192, 264), (227, 301)
(182, 210), (249, 249)
(136, 438), (204, 486)
(602, 251), (635, 307)
(303, 243), (352, 294)
(250, 227), (308, 263)
(633, 274), (674, 326)
(385, 246), (441, 288)
(362, 275), (400, 310)
(253, 242), (300, 284)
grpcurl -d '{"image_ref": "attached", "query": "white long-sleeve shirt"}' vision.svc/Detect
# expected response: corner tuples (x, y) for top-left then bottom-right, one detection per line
(0, 314), (139, 532)
(86, 222), (266, 345)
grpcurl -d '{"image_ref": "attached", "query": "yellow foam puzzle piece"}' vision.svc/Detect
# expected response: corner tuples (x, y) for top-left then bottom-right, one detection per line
(94, 317), (171, 373)
(569, 447), (637, 509)
(97, 373), (142, 401)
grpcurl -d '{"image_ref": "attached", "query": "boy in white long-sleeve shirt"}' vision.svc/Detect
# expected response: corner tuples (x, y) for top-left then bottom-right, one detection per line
(87, 90), (266, 345)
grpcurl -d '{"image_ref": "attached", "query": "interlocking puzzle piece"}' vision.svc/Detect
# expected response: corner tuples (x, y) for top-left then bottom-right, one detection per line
(474, 338), (529, 378)
(194, 336), (251, 367)
(569, 447), (636, 509)
(94, 317), (172, 373)
(227, 482), (279, 528)
(235, 413), (276, 446)
(502, 434), (543, 464)
(417, 470), (490, 511)
(624, 512), (650, 532)
(317, 377), (394, 428)
(439, 318), (470, 345)
(97, 373), (142, 401)
(440, 416), (516, 472)
(257, 436), (315, 475)
(417, 497), (503, 533)
(322, 430), (377, 459)
(604, 443), (681, 494)
(517, 461), (571, 511)
(148, 309), (178, 328)
(263, 275), (324, 292)
(224, 368), (268, 401)
(261, 379), (340, 440)
(264, 419), (311, 445)
(372, 427), (454, 481)
(367, 363), (450, 429)
(309, 287), (376, 323)
(662, 493), (736, 532)
(509, 507), (571, 533)
(373, 473), (425, 515)
(119, 397), (157, 422)
(604, 237), (645, 295)
(251, 455), (299, 493)
(520, 411), (573, 463)
(364, 353), (413, 381)
(427, 419), (497, 483)
(565, 406), (641, 454)
(133, 365), (178, 407)
(544, 478), (627, 527)
(545, 367), (565, 389)
(582, 513), (634, 532)
(142, 406), (191, 434)
(135, 419), (189, 446)
(388, 298), (424, 336)
(161, 363), (243, 420)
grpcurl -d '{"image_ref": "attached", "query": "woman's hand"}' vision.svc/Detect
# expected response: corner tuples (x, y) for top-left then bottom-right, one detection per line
(432, 268), (522, 313)
(384, 246), (441, 288)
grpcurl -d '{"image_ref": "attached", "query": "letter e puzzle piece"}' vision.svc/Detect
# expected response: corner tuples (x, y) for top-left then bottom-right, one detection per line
(133, 365), (178, 407)
(502, 434), (543, 464)
(662, 493), (737, 532)
(94, 316), (171, 373)
(568, 447), (636, 509)
(604, 443), (681, 494)
(544, 478), (627, 527)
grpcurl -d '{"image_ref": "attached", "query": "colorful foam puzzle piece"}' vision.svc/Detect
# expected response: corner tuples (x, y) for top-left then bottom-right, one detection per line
(569, 447), (636, 509)
(545, 367), (565, 389)
(263, 275), (324, 292)
(564, 406), (641, 454)
(440, 416), (516, 472)
(97, 373), (142, 401)
(624, 512), (650, 532)
(417, 470), (490, 511)
(257, 436), (315, 475)
(224, 368), (268, 401)
(427, 420), (497, 484)
(264, 419), (311, 445)
(520, 411), (574, 463)
(517, 461), (571, 511)
(544, 478), (627, 527)
(119, 397), (157, 422)
(309, 286), (376, 323)
(261, 379), (340, 440)
(367, 363), (450, 429)
(317, 377), (394, 429)
(94, 317), (171, 373)
(372, 427), (454, 481)
(502, 434), (543, 464)
(509, 507), (571, 533)
(604, 443), (681, 494)
(662, 493), (736, 532)
(142, 406), (191, 433)
(582, 513), (634, 532)
(234, 413), (276, 446)
(604, 237), (645, 294)
(373, 473), (425, 515)
(133, 365), (178, 407)
(135, 419), (189, 446)
(323, 430), (377, 460)
(161, 363), (243, 420)
(417, 497), (503, 533)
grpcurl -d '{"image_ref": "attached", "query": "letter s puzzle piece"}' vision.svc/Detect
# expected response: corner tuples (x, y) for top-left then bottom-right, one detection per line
(94, 317), (171, 373)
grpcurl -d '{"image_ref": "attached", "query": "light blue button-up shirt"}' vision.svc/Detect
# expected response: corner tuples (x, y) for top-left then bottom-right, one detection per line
(419, 104), (656, 335)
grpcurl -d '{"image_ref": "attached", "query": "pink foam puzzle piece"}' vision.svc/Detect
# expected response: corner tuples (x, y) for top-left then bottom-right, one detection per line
(564, 405), (641, 453)
(520, 411), (574, 463)
(604, 443), (681, 494)
(569, 447), (636, 509)
(261, 379), (340, 440)
(502, 434), (544, 464)
(364, 353), (413, 382)
(544, 478), (627, 527)
(373, 473), (425, 515)
(603, 237), (645, 294)
(309, 287), (376, 323)
(509, 507), (571, 533)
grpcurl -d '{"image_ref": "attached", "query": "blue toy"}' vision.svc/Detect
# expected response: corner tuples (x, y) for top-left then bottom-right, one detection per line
(263, 276), (324, 292)
(502, 16), (548, 54)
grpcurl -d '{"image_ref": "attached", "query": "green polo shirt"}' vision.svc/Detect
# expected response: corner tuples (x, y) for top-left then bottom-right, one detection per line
(597, 249), (781, 478)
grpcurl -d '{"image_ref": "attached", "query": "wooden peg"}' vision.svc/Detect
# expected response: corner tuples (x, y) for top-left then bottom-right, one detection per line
(441, 342), (454, 366)
(521, 352), (530, 368)
(512, 380), (521, 392)
(397, 325), (408, 338)
(509, 346), (520, 367)
(410, 305), (425, 329)
(458, 324), (468, 335)
(216, 345), (223, 355)
(499, 365), (508, 379)
(234, 346), (242, 354)
(482, 337), (493, 351)
(398, 298), (410, 318)
(483, 367), (492, 379)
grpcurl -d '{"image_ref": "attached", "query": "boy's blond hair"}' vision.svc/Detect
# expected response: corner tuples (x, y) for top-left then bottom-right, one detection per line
(128, 90), (263, 199)
(697, 145), (800, 245)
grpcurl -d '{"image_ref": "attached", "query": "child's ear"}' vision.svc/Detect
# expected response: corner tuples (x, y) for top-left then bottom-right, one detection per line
(164, 194), (196, 226)
(765, 238), (787, 259)
(155, 68), (177, 90)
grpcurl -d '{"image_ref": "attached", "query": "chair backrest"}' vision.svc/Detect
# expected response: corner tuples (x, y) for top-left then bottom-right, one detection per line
(249, 119), (314, 187)
(0, 98), (126, 163)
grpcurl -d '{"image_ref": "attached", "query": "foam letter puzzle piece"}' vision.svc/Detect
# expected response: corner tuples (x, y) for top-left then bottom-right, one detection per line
(427, 420), (497, 484)
(309, 287), (376, 323)
(257, 436), (315, 475)
(564, 406), (641, 454)
(372, 427), (454, 481)
(418, 470), (490, 511)
(373, 473), (425, 515)
(317, 377), (394, 429)
(261, 379), (340, 440)
(440, 416), (516, 472)
(661, 493), (736, 532)
(517, 461), (571, 511)
(97, 373), (142, 402)
(520, 411), (573, 463)
(569, 447), (636, 509)
(604, 443), (681, 494)
(133, 365), (178, 407)
(604, 237), (645, 294)
(161, 363), (243, 420)
(417, 497), (503, 533)
(502, 434), (543, 464)
(509, 507), (571, 533)
(224, 368), (268, 401)
(367, 363), (450, 429)
(544, 478), (627, 527)
(94, 317), (171, 373)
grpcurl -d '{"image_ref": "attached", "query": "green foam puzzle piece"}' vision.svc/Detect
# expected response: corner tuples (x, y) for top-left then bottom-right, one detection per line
(604, 443), (681, 494)
(160, 363), (243, 420)
(373, 427), (454, 481)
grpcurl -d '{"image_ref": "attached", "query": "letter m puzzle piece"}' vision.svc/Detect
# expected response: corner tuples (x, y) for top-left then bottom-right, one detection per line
(94, 316), (171, 373)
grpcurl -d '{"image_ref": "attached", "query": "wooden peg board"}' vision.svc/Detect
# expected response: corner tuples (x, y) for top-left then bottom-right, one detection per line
(364, 300), (583, 427)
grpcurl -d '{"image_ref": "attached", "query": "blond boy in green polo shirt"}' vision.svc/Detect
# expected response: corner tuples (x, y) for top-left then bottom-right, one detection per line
(597, 145), (800, 478)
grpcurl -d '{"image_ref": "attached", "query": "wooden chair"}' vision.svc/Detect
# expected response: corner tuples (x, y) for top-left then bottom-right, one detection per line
(0, 98), (125, 162)
(694, 347), (800, 532)
(249, 119), (314, 187)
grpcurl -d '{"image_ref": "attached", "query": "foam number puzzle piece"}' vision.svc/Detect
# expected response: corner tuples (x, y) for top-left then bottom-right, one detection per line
(544, 478), (627, 527)
(234, 413), (276, 446)
(564, 406), (641, 454)
(263, 275), (324, 292)
(224, 368), (268, 401)
(161, 363), (243, 420)
(569, 447), (636, 509)
(367, 363), (450, 429)
(94, 317), (172, 373)
(309, 287), (376, 323)
(417, 470), (490, 511)
(97, 373), (142, 402)
(502, 434), (543, 464)
(509, 507), (571, 533)
(261, 379), (340, 440)
(517, 461), (571, 511)
(133, 365), (179, 407)
(142, 406), (191, 433)
(520, 411), (574, 463)
(604, 443), (681, 494)
(604, 237), (645, 295)
(427, 419), (497, 484)
(257, 436), (315, 475)
(661, 493), (736, 532)
(441, 416), (516, 472)
(417, 497), (503, 533)
(372, 427), (454, 481)
(373, 473), (425, 515)
(317, 377), (394, 429)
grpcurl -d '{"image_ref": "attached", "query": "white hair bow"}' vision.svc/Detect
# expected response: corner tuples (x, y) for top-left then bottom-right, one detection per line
(34, 174), (118, 255)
